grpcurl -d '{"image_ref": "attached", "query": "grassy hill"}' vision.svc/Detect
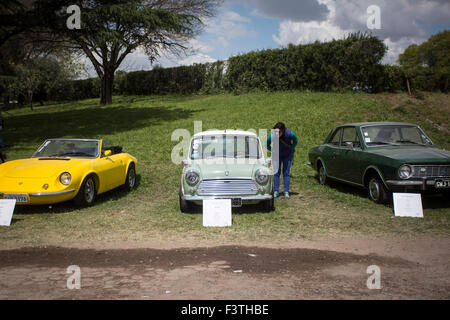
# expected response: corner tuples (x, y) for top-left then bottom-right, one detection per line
(1, 91), (449, 247)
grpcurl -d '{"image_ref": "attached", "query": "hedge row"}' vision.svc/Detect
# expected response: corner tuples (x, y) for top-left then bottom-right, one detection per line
(45, 77), (100, 101)
(43, 35), (448, 101)
(114, 60), (227, 95)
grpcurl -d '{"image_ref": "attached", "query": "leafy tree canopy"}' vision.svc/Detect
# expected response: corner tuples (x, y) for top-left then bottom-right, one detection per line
(399, 30), (450, 70)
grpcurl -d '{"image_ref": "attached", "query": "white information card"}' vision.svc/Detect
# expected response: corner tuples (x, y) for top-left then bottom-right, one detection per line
(203, 199), (232, 227)
(0, 199), (16, 226)
(393, 193), (423, 218)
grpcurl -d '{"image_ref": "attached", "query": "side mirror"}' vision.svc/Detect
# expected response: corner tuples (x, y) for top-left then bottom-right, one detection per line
(265, 158), (272, 166)
(344, 142), (354, 149)
(104, 150), (112, 157)
(181, 159), (189, 167)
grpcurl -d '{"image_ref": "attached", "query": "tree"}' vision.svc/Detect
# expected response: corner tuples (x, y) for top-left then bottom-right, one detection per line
(398, 30), (450, 94)
(8, 55), (79, 109)
(9, 0), (221, 105)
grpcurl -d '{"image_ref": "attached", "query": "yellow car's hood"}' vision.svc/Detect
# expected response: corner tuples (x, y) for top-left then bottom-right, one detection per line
(2, 158), (89, 178)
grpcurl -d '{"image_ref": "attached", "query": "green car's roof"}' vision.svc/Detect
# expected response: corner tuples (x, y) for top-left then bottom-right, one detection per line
(339, 122), (418, 128)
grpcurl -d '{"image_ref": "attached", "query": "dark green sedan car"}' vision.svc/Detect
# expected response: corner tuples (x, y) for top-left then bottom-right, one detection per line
(308, 122), (450, 203)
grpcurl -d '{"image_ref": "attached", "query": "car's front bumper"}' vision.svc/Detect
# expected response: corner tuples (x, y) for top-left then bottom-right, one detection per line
(182, 194), (273, 207)
(386, 178), (449, 192)
(182, 194), (273, 201)
(0, 189), (77, 205)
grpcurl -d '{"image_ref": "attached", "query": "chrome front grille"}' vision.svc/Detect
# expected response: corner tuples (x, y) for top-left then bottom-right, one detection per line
(197, 179), (258, 196)
(411, 165), (450, 178)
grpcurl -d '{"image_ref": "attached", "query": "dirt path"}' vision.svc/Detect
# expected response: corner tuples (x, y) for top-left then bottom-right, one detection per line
(0, 237), (448, 299)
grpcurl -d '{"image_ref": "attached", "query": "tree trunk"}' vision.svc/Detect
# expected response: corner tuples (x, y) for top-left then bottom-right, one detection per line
(406, 77), (412, 96)
(28, 91), (33, 111)
(100, 69), (114, 105)
(3, 95), (10, 108)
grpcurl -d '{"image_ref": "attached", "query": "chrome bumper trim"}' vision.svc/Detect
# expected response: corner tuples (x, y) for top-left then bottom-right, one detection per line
(29, 189), (76, 197)
(386, 180), (423, 186)
(182, 195), (272, 201)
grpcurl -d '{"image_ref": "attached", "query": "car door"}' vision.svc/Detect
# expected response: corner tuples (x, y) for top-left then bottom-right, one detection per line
(322, 127), (342, 178)
(94, 143), (126, 191)
(335, 126), (363, 184)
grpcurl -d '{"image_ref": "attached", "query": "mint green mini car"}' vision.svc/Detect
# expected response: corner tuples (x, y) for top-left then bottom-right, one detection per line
(308, 122), (450, 203)
(179, 130), (274, 212)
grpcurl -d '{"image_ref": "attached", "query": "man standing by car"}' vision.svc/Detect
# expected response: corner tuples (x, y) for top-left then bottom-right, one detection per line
(266, 122), (298, 198)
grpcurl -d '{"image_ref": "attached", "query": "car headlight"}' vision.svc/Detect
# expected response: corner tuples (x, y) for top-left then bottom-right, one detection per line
(255, 168), (270, 185)
(185, 170), (200, 186)
(60, 172), (72, 185)
(398, 165), (412, 179)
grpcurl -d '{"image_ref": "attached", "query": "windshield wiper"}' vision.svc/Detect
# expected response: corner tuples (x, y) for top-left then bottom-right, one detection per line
(366, 141), (396, 145)
(395, 140), (422, 145)
(57, 152), (93, 157)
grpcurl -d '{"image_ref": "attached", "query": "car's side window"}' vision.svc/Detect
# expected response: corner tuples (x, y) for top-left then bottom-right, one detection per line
(341, 127), (361, 148)
(329, 128), (341, 146)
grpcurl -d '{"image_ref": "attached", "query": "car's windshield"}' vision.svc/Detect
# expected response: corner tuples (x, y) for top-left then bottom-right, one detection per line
(33, 139), (100, 158)
(190, 135), (262, 160)
(361, 125), (433, 146)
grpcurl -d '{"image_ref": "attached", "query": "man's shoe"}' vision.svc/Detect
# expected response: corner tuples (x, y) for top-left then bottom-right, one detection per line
(284, 192), (290, 199)
(274, 191), (279, 198)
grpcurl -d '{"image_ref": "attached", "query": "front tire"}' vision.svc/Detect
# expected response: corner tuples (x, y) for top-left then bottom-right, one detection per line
(124, 163), (136, 191)
(262, 197), (274, 212)
(318, 163), (327, 185)
(367, 174), (389, 204)
(262, 186), (275, 212)
(179, 187), (192, 213)
(74, 175), (97, 207)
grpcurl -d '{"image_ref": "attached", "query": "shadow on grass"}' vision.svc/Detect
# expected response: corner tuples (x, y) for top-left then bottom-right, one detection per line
(3, 105), (204, 145)
(184, 203), (272, 215)
(310, 174), (450, 210)
(13, 175), (142, 215)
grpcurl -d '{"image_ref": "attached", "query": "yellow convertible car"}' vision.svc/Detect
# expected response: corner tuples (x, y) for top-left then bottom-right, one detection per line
(0, 138), (137, 206)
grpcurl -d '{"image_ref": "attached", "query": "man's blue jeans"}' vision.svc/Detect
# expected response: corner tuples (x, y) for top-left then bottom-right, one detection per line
(274, 153), (293, 193)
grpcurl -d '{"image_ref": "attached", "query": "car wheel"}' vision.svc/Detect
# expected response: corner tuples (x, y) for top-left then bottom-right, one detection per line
(262, 197), (274, 212)
(367, 175), (389, 204)
(74, 175), (96, 206)
(179, 187), (192, 213)
(261, 186), (275, 212)
(124, 163), (136, 191)
(318, 163), (327, 185)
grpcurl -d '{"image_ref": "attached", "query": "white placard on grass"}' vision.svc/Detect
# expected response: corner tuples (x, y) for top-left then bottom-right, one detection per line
(0, 199), (16, 226)
(203, 199), (232, 227)
(393, 193), (423, 218)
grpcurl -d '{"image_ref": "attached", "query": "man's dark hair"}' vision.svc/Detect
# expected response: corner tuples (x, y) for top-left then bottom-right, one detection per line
(273, 122), (286, 133)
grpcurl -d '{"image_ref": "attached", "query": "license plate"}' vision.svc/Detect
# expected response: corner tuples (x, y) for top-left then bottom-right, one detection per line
(435, 180), (450, 188)
(4, 194), (28, 203)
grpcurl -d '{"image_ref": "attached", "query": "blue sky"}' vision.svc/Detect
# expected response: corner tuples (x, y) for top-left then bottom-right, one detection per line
(88, 0), (450, 75)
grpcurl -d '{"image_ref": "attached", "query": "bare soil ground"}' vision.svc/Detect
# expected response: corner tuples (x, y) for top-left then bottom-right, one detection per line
(0, 237), (448, 300)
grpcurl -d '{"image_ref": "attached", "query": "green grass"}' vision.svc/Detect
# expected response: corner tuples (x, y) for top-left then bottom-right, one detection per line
(1, 91), (449, 248)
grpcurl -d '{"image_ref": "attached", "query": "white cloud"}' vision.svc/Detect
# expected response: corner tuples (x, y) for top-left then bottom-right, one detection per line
(222, 10), (252, 23)
(273, 20), (348, 45)
(188, 37), (229, 54)
(272, 0), (350, 46)
(205, 9), (257, 40)
(178, 54), (217, 66)
(271, 0), (445, 64)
